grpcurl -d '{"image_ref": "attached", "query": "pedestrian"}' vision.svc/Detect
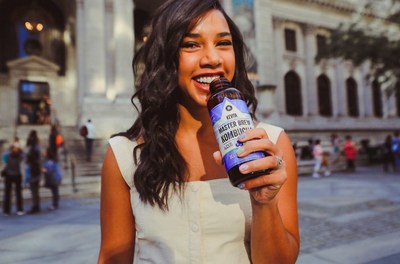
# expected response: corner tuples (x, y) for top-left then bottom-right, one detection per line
(48, 124), (58, 158)
(329, 133), (342, 172)
(392, 131), (400, 168)
(312, 139), (330, 178)
(84, 119), (95, 162)
(98, 0), (299, 263)
(343, 135), (357, 172)
(382, 135), (396, 172)
(43, 148), (62, 211)
(293, 142), (301, 159)
(301, 138), (314, 160)
(25, 130), (42, 214)
(2, 144), (25, 216)
(12, 136), (22, 149)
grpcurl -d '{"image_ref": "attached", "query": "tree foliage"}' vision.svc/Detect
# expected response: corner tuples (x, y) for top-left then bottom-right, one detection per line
(316, 0), (400, 97)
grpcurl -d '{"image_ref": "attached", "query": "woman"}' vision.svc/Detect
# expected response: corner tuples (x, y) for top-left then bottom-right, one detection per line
(343, 135), (357, 172)
(26, 130), (42, 214)
(99, 0), (299, 263)
(2, 144), (25, 216)
(43, 148), (62, 211)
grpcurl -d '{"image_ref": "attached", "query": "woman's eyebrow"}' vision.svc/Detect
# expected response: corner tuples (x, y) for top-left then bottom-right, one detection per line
(183, 32), (232, 38)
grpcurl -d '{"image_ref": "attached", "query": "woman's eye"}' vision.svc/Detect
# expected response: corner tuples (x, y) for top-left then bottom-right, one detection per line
(180, 42), (199, 49)
(218, 40), (233, 46)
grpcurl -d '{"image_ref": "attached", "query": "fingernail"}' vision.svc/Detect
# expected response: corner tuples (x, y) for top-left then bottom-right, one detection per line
(237, 183), (245, 189)
(238, 133), (246, 139)
(236, 146), (244, 155)
(239, 164), (248, 172)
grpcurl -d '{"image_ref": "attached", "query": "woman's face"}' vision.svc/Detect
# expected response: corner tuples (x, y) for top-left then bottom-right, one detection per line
(178, 9), (235, 108)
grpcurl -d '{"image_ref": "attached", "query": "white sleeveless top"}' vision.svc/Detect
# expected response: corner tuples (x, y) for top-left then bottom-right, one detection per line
(108, 123), (283, 264)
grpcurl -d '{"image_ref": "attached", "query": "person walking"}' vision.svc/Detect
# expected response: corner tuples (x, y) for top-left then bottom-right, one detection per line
(84, 119), (95, 162)
(312, 139), (330, 178)
(343, 135), (357, 172)
(43, 148), (63, 211)
(2, 144), (25, 216)
(25, 130), (42, 214)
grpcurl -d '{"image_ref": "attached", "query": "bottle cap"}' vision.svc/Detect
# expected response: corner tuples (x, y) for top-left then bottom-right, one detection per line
(209, 77), (231, 93)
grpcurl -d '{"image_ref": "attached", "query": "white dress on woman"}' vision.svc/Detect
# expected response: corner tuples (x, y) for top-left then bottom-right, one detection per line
(108, 123), (283, 264)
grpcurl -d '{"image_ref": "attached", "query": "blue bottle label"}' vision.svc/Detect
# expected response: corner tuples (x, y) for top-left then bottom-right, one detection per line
(209, 97), (264, 171)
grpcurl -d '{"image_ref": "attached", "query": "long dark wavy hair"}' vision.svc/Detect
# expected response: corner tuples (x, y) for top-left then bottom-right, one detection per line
(117, 0), (258, 210)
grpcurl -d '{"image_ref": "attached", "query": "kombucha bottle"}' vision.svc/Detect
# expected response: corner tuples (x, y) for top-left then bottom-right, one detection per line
(207, 77), (270, 187)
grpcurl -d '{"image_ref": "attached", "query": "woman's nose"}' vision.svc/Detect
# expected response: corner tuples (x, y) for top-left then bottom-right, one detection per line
(200, 47), (222, 68)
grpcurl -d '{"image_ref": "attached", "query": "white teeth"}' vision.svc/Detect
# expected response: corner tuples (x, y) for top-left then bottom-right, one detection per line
(195, 75), (219, 84)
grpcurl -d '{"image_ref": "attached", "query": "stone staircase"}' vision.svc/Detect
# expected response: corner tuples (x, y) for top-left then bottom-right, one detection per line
(51, 125), (108, 199)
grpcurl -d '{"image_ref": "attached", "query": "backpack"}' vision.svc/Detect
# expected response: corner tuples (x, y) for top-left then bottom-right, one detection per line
(44, 160), (62, 188)
(80, 125), (88, 137)
(392, 139), (400, 153)
(55, 134), (64, 148)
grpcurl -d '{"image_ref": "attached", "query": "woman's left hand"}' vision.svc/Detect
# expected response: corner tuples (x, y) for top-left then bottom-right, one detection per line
(213, 128), (287, 205)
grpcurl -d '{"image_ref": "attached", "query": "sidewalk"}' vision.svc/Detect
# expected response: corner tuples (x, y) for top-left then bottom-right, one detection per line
(0, 197), (100, 264)
(0, 165), (399, 263)
(297, 166), (400, 264)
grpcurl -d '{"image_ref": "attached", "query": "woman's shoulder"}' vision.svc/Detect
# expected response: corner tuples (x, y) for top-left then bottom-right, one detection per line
(108, 136), (138, 158)
(256, 122), (284, 144)
(107, 136), (138, 187)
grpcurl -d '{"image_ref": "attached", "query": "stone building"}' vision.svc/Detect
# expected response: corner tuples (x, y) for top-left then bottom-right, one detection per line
(0, 0), (399, 148)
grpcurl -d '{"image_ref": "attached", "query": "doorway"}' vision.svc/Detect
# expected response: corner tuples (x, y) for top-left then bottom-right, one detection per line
(18, 80), (51, 125)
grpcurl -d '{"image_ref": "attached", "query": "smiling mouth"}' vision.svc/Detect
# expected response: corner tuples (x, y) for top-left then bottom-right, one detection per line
(194, 75), (221, 85)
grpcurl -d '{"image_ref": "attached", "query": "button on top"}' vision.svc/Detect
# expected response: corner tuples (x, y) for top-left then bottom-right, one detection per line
(190, 184), (199, 192)
(191, 223), (199, 232)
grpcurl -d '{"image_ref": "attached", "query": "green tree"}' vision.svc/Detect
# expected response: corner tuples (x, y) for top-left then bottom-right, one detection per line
(316, 0), (400, 98)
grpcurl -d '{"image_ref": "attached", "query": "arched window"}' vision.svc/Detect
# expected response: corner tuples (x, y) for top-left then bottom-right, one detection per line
(317, 74), (332, 116)
(284, 71), (303, 116)
(372, 80), (383, 117)
(346, 77), (359, 117)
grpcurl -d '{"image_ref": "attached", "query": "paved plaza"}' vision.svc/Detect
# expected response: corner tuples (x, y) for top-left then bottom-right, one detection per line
(0, 165), (399, 264)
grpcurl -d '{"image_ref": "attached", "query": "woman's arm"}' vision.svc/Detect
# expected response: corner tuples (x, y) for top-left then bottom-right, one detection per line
(236, 131), (300, 263)
(98, 146), (136, 263)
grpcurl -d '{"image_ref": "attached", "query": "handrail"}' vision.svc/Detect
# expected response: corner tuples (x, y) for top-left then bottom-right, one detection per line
(70, 154), (78, 193)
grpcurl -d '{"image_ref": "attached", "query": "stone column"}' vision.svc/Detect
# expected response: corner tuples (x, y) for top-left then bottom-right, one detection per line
(83, 0), (107, 95)
(303, 24), (317, 116)
(75, 0), (86, 114)
(223, 0), (233, 16)
(113, 0), (134, 99)
(328, 61), (339, 118)
(361, 62), (372, 117)
(272, 17), (286, 115)
(254, 0), (275, 85)
(104, 0), (115, 100)
(334, 59), (346, 116)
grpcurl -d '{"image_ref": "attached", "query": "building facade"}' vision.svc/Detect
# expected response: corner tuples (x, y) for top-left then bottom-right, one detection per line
(0, 0), (399, 145)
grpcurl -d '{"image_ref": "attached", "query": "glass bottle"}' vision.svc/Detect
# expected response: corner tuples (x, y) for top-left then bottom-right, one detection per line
(207, 77), (270, 187)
